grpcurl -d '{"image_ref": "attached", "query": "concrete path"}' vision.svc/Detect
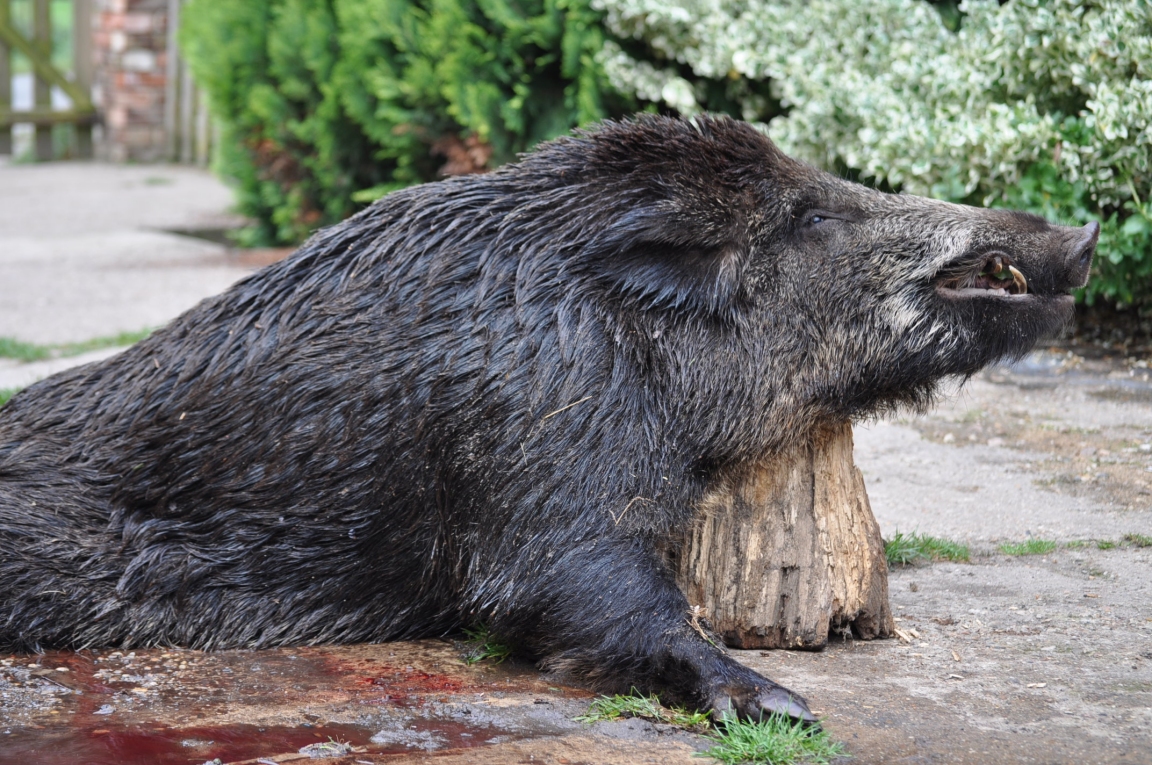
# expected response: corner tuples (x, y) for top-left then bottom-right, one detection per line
(1, 161), (1150, 764)
(857, 361), (1152, 545)
(0, 158), (251, 347)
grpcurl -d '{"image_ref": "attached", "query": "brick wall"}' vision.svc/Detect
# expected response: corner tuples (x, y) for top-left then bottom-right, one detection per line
(92, 0), (169, 162)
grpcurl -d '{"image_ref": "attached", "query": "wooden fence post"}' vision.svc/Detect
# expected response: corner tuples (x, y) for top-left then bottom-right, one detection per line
(0, 0), (10, 156)
(163, 0), (212, 165)
(164, 0), (179, 160)
(178, 49), (192, 163)
(32, 0), (51, 160)
(73, 0), (92, 158)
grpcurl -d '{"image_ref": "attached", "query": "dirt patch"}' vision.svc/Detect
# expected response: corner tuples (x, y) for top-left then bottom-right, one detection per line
(897, 349), (1152, 513)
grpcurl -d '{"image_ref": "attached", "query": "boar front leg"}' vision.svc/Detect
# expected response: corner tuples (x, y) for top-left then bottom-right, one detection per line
(479, 536), (818, 724)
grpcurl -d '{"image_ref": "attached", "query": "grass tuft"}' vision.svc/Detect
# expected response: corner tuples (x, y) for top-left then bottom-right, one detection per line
(999, 539), (1058, 556)
(461, 625), (514, 666)
(1123, 533), (1152, 548)
(576, 692), (663, 724)
(885, 532), (970, 566)
(0, 388), (19, 408)
(0, 337), (51, 362)
(57, 329), (155, 358)
(578, 693), (844, 763)
(700, 715), (845, 765)
(0, 329), (154, 363)
(576, 691), (710, 729)
(1096, 540), (1117, 550)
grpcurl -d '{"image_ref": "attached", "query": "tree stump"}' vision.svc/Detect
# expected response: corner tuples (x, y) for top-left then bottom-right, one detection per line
(672, 422), (893, 649)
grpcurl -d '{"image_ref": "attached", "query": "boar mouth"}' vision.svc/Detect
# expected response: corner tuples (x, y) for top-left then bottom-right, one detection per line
(934, 251), (1029, 299)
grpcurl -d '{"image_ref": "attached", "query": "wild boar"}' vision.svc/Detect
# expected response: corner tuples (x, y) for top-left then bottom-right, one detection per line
(0, 116), (1097, 722)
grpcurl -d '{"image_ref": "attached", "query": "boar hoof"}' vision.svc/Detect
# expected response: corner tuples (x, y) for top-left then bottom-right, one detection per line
(709, 681), (819, 728)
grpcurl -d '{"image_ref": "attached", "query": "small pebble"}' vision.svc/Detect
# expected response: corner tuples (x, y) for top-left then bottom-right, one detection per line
(299, 741), (353, 758)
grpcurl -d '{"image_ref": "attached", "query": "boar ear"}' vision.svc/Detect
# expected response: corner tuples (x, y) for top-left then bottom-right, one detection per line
(583, 202), (750, 316)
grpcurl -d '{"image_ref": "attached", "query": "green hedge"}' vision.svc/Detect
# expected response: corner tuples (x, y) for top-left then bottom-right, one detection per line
(181, 0), (633, 245)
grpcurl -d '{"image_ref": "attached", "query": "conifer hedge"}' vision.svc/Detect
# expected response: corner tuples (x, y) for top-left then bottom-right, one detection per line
(181, 0), (632, 245)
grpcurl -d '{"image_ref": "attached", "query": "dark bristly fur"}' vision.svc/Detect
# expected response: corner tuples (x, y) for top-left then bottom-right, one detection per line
(0, 116), (1095, 722)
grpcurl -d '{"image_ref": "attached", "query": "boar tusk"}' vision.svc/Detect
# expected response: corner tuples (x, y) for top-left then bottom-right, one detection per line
(1008, 265), (1028, 295)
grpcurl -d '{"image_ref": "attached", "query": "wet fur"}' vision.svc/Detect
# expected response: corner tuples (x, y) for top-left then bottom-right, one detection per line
(0, 117), (1089, 714)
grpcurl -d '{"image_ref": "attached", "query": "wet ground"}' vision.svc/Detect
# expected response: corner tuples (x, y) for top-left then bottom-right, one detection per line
(2, 162), (1151, 764)
(0, 640), (703, 765)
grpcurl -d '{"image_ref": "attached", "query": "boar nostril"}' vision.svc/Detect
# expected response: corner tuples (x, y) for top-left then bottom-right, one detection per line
(1074, 221), (1100, 268)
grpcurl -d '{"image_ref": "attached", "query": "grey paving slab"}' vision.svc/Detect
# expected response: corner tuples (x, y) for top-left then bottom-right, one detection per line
(857, 355), (1152, 548)
(856, 416), (1148, 545)
(0, 160), (254, 345)
(0, 348), (122, 391)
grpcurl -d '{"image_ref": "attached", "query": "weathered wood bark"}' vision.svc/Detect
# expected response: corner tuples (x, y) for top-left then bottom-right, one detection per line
(673, 421), (893, 650)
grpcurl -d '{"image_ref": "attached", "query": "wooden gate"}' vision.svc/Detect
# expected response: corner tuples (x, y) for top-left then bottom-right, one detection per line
(0, 0), (95, 160)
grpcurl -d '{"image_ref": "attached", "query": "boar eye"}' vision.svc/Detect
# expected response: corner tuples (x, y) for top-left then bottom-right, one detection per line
(802, 210), (851, 230)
